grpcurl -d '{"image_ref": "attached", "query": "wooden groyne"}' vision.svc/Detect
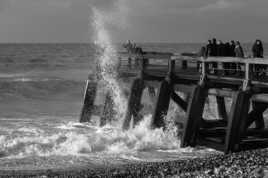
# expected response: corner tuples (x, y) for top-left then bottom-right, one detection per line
(80, 49), (268, 154)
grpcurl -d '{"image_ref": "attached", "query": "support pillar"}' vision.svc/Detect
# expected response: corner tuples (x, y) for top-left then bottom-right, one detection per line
(181, 85), (208, 147)
(225, 91), (251, 153)
(122, 78), (145, 130)
(80, 80), (98, 123)
(151, 80), (172, 128)
(100, 92), (114, 126)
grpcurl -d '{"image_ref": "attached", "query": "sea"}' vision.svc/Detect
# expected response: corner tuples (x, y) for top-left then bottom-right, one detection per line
(0, 43), (265, 171)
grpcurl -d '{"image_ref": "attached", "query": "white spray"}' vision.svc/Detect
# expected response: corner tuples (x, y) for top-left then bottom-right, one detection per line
(92, 6), (127, 122)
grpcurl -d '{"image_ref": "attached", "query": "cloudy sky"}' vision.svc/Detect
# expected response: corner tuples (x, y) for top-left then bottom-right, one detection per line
(0, 0), (267, 43)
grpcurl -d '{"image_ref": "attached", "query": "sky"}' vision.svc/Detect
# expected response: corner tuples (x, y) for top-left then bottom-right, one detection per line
(0, 0), (268, 43)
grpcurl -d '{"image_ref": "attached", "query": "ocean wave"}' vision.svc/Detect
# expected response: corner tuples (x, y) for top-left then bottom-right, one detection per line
(0, 115), (200, 159)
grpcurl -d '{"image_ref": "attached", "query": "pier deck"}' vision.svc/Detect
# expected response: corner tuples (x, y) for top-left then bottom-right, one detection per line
(81, 49), (268, 154)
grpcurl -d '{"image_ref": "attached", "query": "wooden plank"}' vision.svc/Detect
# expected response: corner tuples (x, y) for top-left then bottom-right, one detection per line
(200, 120), (227, 129)
(118, 51), (173, 59)
(239, 139), (268, 151)
(181, 85), (208, 147)
(199, 127), (226, 137)
(246, 128), (268, 137)
(197, 138), (225, 151)
(170, 91), (188, 112)
(208, 89), (234, 98)
(252, 94), (268, 103)
(173, 84), (194, 94)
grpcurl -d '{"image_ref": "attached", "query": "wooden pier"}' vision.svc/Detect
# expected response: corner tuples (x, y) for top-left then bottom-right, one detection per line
(80, 49), (268, 154)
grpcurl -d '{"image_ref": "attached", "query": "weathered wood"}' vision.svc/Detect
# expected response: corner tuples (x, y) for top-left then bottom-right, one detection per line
(151, 80), (172, 128)
(247, 101), (268, 129)
(122, 78), (145, 130)
(224, 91), (251, 153)
(181, 85), (208, 147)
(199, 127), (226, 137)
(252, 94), (268, 103)
(100, 92), (114, 126)
(208, 88), (234, 98)
(197, 138), (225, 152)
(170, 91), (188, 112)
(80, 80), (98, 123)
(200, 119), (227, 129)
(118, 50), (268, 153)
(246, 128), (268, 137)
(216, 96), (228, 121)
(239, 139), (268, 151)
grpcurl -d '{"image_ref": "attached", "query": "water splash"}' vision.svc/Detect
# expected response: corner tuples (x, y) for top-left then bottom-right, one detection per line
(92, 7), (127, 123)
(0, 116), (190, 159)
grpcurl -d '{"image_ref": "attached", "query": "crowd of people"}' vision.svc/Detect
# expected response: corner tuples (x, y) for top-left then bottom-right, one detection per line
(123, 40), (143, 54)
(199, 38), (265, 76)
(200, 38), (264, 58)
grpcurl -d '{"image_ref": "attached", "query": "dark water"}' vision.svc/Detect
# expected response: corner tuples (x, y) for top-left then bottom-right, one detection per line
(0, 42), (262, 170)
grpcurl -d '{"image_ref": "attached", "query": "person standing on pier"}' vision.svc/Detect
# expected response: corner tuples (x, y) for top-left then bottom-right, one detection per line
(218, 40), (225, 56)
(230, 40), (236, 57)
(209, 38), (218, 74)
(211, 38), (218, 56)
(223, 42), (231, 74)
(252, 39), (265, 78)
(206, 40), (213, 57)
(252, 40), (264, 58)
(235, 41), (244, 58)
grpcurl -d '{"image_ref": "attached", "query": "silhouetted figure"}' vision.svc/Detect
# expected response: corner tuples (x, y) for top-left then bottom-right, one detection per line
(206, 40), (213, 57)
(211, 38), (218, 56)
(225, 42), (231, 57)
(123, 40), (132, 52)
(235, 41), (244, 58)
(223, 42), (231, 74)
(252, 39), (266, 78)
(208, 38), (218, 74)
(199, 46), (207, 57)
(234, 41), (244, 76)
(230, 40), (236, 57)
(217, 40), (225, 56)
(252, 39), (264, 58)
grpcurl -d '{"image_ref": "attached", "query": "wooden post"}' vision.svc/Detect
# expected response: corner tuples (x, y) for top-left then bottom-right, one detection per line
(224, 91), (251, 153)
(181, 85), (208, 147)
(151, 58), (175, 128)
(80, 80), (98, 123)
(216, 96), (228, 121)
(100, 92), (114, 126)
(151, 80), (172, 128)
(122, 78), (145, 130)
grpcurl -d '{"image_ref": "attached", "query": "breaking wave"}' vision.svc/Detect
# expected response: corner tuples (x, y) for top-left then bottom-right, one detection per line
(0, 115), (193, 159)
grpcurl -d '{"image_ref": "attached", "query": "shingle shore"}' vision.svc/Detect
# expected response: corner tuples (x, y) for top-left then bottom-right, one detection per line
(0, 149), (267, 178)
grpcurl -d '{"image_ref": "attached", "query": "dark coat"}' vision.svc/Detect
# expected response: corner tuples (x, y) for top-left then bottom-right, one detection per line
(252, 44), (263, 58)
(206, 44), (213, 57)
(235, 45), (244, 58)
(230, 43), (236, 57)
